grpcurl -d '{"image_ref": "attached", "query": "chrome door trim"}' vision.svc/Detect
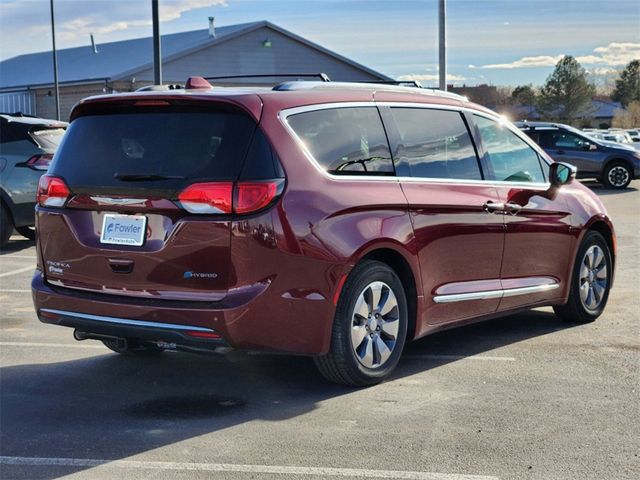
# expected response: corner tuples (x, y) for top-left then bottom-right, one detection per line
(433, 283), (560, 304)
(39, 308), (216, 332)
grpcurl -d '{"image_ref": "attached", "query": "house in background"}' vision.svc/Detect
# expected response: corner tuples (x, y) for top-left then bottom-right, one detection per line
(0, 20), (391, 120)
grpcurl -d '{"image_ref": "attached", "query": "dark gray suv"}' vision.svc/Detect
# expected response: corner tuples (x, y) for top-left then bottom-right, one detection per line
(516, 121), (640, 189)
(0, 113), (67, 247)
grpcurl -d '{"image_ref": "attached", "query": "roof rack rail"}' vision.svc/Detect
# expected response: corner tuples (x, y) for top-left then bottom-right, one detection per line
(351, 80), (424, 88)
(272, 81), (469, 101)
(205, 73), (331, 82)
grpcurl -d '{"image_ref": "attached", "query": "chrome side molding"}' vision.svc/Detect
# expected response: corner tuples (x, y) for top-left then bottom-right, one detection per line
(433, 283), (560, 304)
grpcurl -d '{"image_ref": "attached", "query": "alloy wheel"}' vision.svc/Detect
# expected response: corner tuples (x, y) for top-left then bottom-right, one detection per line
(579, 245), (608, 311)
(350, 281), (400, 369)
(607, 165), (630, 188)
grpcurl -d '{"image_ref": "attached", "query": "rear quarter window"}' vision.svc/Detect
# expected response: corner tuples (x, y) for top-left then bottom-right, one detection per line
(287, 107), (394, 176)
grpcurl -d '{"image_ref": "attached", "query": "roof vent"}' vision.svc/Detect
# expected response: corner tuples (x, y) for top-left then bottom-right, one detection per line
(185, 76), (213, 89)
(208, 17), (216, 38)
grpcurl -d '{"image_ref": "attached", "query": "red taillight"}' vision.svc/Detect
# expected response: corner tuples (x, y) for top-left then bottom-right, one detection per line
(37, 175), (71, 207)
(26, 154), (54, 171)
(234, 181), (278, 214)
(177, 180), (281, 215)
(177, 182), (233, 214)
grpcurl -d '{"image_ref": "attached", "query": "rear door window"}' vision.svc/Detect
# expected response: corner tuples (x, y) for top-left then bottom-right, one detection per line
(474, 115), (545, 183)
(286, 107), (394, 175)
(388, 108), (482, 180)
(50, 107), (257, 195)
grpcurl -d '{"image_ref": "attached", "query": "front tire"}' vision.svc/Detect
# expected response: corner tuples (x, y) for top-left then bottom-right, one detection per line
(315, 260), (408, 387)
(554, 231), (612, 323)
(602, 161), (632, 189)
(0, 203), (13, 248)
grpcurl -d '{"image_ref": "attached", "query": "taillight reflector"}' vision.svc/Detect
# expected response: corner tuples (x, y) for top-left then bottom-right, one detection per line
(177, 182), (233, 214)
(185, 330), (221, 339)
(37, 175), (71, 207)
(26, 154), (54, 171)
(235, 182), (278, 214)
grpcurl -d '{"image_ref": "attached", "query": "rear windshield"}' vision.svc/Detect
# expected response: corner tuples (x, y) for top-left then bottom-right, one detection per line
(50, 108), (257, 195)
(29, 127), (66, 149)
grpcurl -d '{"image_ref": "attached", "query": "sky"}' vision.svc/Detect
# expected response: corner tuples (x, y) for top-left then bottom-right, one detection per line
(0, 0), (638, 87)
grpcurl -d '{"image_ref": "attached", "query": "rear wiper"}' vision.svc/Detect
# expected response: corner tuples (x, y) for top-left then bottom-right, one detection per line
(114, 173), (186, 181)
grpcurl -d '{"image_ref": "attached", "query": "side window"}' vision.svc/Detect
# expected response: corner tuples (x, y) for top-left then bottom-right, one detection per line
(389, 108), (482, 180)
(474, 115), (545, 183)
(550, 131), (590, 150)
(287, 107), (394, 175)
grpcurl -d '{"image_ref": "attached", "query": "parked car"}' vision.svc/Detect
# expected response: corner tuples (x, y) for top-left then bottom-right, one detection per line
(32, 78), (616, 386)
(0, 113), (67, 246)
(624, 129), (640, 143)
(517, 121), (640, 189)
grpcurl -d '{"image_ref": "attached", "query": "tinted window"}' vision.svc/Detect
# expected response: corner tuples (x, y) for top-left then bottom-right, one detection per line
(549, 131), (592, 149)
(390, 108), (481, 180)
(50, 109), (257, 195)
(287, 107), (393, 175)
(474, 115), (545, 183)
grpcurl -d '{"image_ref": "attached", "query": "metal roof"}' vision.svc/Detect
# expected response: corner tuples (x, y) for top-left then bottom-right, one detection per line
(0, 20), (390, 90)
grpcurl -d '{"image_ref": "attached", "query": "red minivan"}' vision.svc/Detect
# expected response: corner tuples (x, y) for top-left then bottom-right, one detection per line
(32, 79), (615, 386)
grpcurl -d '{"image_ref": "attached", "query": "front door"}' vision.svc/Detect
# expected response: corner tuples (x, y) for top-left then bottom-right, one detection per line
(472, 115), (575, 312)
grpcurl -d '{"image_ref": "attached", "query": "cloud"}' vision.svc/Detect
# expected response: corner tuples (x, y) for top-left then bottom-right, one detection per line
(576, 42), (640, 66)
(0, 0), (228, 55)
(469, 42), (640, 70)
(398, 73), (467, 83)
(469, 55), (564, 69)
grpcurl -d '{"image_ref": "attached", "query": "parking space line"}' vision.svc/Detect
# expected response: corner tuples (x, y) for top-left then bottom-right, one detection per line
(0, 265), (34, 278)
(0, 255), (37, 259)
(0, 456), (499, 480)
(0, 289), (31, 293)
(403, 354), (515, 362)
(0, 342), (104, 349)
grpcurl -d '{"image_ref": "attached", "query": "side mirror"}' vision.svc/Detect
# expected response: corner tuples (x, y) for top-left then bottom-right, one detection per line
(549, 162), (577, 187)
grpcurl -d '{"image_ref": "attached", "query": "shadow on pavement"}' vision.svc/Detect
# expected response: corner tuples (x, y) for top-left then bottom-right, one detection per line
(0, 309), (576, 479)
(0, 236), (35, 255)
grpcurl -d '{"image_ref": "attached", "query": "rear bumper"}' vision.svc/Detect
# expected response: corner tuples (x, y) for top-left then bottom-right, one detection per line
(38, 308), (229, 350)
(31, 270), (335, 355)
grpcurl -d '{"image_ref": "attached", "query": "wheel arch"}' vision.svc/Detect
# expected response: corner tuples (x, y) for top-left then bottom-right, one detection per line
(357, 245), (421, 342)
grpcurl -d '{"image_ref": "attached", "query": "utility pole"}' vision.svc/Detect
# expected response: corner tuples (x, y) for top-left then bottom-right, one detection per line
(152, 0), (162, 85)
(49, 0), (60, 120)
(438, 0), (447, 91)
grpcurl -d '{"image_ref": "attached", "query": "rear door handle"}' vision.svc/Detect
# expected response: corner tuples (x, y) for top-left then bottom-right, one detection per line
(483, 201), (505, 213)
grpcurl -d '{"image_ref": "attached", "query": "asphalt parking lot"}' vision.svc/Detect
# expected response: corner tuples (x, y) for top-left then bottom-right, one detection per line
(0, 181), (638, 480)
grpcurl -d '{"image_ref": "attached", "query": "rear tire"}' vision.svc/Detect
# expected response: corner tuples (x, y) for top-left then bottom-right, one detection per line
(102, 338), (164, 356)
(314, 260), (408, 387)
(0, 203), (13, 248)
(602, 161), (632, 189)
(16, 226), (36, 241)
(553, 231), (612, 323)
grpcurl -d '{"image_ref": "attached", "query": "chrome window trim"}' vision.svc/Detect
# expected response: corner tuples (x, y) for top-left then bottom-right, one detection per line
(433, 283), (560, 304)
(40, 308), (216, 332)
(278, 101), (552, 187)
